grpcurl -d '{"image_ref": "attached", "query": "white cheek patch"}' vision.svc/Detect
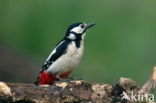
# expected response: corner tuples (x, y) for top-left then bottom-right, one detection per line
(70, 26), (84, 34)
(68, 33), (76, 40)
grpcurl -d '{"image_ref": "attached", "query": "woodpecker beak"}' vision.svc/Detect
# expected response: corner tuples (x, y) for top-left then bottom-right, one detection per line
(86, 23), (96, 28)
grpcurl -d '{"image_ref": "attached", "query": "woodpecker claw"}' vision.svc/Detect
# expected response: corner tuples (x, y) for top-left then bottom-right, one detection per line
(56, 74), (63, 80)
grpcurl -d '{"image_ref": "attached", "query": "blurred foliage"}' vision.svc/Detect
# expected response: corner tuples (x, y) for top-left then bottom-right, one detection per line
(1, 0), (156, 85)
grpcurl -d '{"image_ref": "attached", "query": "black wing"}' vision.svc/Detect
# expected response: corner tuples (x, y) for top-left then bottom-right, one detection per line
(34, 40), (71, 85)
(42, 40), (70, 71)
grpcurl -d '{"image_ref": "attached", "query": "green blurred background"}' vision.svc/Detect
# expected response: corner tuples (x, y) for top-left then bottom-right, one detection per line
(0, 0), (156, 85)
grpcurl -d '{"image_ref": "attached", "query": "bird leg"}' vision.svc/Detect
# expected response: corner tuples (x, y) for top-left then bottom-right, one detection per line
(56, 74), (63, 81)
(55, 69), (73, 82)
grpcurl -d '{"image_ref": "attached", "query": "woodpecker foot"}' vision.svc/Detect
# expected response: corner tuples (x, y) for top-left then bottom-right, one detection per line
(53, 74), (69, 83)
(56, 75), (63, 81)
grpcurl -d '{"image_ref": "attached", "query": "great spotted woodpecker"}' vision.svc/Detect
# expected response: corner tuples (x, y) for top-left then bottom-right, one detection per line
(35, 22), (96, 85)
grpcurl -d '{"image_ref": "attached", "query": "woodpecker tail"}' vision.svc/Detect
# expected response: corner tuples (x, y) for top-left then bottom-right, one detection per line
(34, 71), (56, 85)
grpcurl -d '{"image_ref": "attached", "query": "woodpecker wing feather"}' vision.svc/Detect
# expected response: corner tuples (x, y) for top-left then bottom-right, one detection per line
(34, 40), (70, 85)
(42, 40), (70, 71)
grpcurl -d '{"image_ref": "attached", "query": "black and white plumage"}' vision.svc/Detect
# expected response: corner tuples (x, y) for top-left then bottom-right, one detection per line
(35, 22), (96, 85)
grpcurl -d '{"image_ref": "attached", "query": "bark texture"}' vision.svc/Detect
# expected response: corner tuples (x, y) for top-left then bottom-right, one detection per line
(0, 78), (145, 103)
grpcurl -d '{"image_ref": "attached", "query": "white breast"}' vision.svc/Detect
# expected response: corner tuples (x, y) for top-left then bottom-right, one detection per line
(47, 41), (84, 74)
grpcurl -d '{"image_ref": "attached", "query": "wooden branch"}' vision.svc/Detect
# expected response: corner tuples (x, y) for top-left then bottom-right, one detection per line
(139, 66), (156, 93)
(0, 79), (140, 103)
(0, 67), (156, 103)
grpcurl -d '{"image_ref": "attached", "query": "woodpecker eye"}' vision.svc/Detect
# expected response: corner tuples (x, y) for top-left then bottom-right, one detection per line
(80, 24), (85, 28)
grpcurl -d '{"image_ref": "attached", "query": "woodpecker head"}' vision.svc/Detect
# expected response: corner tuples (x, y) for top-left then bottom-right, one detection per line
(65, 22), (96, 40)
